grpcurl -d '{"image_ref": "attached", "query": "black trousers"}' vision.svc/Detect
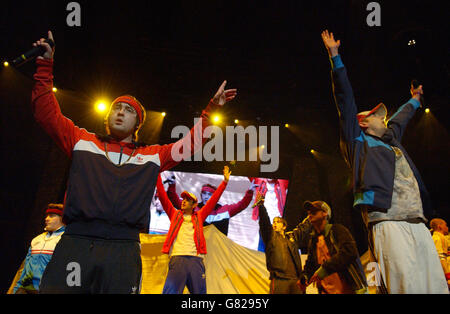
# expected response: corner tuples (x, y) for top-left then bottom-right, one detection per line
(39, 234), (142, 294)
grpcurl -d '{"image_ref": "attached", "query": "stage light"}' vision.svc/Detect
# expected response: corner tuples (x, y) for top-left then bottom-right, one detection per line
(425, 108), (430, 113)
(95, 101), (107, 113)
(234, 119), (239, 124)
(408, 39), (416, 46)
(52, 87), (57, 92)
(285, 123), (289, 128)
(161, 112), (166, 117)
(3, 61), (9, 67)
(261, 145), (265, 149)
(212, 114), (221, 124)
(310, 149), (315, 154)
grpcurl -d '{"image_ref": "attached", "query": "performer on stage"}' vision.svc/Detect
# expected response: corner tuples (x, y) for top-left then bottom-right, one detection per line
(31, 31), (237, 294)
(156, 166), (231, 294)
(255, 195), (311, 294)
(321, 29), (448, 293)
(164, 176), (258, 235)
(13, 204), (65, 294)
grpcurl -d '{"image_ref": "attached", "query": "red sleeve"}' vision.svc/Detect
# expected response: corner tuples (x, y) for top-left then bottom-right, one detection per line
(167, 183), (182, 209)
(31, 58), (84, 158)
(214, 190), (254, 217)
(156, 175), (177, 220)
(198, 180), (228, 222)
(157, 100), (221, 172)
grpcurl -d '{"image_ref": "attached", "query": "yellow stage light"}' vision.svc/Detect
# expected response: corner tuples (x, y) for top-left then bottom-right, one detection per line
(425, 108), (430, 113)
(161, 112), (166, 117)
(3, 61), (9, 67)
(234, 119), (239, 124)
(212, 114), (221, 124)
(52, 87), (58, 92)
(95, 101), (107, 113)
(285, 123), (289, 128)
(310, 149), (315, 154)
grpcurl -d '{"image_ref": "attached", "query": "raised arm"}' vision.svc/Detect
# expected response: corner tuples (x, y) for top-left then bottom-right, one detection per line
(321, 30), (361, 166)
(197, 166), (230, 222)
(213, 179), (258, 217)
(155, 175), (177, 220)
(156, 81), (237, 172)
(31, 31), (84, 157)
(256, 196), (272, 247)
(387, 85), (423, 141)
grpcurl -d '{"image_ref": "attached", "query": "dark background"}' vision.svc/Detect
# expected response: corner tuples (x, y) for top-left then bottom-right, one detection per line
(0, 0), (448, 293)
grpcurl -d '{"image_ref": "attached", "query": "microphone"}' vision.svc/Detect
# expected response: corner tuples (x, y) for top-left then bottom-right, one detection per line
(411, 79), (425, 107)
(12, 39), (55, 67)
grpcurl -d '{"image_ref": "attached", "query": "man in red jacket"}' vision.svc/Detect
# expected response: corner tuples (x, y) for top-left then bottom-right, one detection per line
(156, 166), (231, 294)
(31, 31), (237, 294)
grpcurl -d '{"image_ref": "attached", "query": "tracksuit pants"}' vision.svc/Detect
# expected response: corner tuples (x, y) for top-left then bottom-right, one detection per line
(39, 234), (142, 294)
(162, 255), (206, 294)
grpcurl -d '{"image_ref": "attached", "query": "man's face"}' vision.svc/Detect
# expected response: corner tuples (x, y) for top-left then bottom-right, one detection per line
(307, 209), (327, 224)
(107, 102), (138, 139)
(181, 198), (196, 214)
(272, 217), (286, 233)
(439, 222), (449, 235)
(45, 214), (63, 232)
(360, 113), (387, 134)
(201, 190), (213, 203)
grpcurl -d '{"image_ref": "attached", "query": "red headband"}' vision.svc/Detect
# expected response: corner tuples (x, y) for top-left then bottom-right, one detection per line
(111, 95), (144, 125)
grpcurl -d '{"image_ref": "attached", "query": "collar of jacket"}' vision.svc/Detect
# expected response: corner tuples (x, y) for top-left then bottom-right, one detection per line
(310, 223), (332, 238)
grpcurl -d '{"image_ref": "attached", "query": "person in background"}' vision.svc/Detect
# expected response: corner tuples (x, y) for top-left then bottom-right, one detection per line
(13, 204), (65, 294)
(300, 201), (367, 294)
(430, 218), (450, 289)
(157, 166), (231, 294)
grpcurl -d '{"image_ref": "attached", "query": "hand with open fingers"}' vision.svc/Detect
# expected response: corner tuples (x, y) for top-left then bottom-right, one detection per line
(249, 179), (260, 192)
(321, 29), (340, 57)
(410, 84), (424, 100)
(223, 165), (231, 182)
(212, 80), (237, 106)
(33, 30), (55, 60)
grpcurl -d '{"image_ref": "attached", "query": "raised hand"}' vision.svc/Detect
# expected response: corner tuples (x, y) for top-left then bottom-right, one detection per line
(223, 165), (231, 182)
(249, 179), (260, 192)
(33, 30), (55, 60)
(212, 81), (237, 106)
(410, 84), (424, 101)
(321, 30), (340, 57)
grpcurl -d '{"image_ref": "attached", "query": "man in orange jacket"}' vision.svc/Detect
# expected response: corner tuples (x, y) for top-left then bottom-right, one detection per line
(156, 166), (231, 294)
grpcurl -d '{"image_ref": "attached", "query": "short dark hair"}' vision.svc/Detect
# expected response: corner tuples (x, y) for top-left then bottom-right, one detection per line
(273, 216), (287, 227)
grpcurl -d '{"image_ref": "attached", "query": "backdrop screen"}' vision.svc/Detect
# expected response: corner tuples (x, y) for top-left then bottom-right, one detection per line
(149, 170), (289, 251)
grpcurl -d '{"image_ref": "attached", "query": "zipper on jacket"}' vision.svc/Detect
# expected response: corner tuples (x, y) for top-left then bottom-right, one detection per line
(118, 146), (124, 165)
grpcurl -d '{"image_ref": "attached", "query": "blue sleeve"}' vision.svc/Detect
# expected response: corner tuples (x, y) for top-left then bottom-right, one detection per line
(331, 55), (344, 70)
(387, 98), (421, 141)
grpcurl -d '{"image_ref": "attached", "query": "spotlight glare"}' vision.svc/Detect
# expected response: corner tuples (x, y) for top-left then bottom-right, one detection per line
(52, 87), (58, 92)
(212, 114), (221, 123)
(310, 149), (315, 154)
(424, 108), (430, 113)
(95, 101), (107, 113)
(285, 123), (289, 128)
(234, 119), (239, 124)
(3, 61), (9, 67)
(161, 112), (166, 117)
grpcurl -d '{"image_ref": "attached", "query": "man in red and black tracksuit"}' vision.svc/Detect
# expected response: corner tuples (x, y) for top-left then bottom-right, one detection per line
(31, 31), (237, 294)
(156, 167), (230, 294)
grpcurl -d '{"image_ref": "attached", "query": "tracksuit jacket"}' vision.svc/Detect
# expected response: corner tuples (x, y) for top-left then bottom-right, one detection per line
(156, 175), (228, 255)
(32, 58), (220, 241)
(330, 55), (431, 219)
(13, 226), (65, 293)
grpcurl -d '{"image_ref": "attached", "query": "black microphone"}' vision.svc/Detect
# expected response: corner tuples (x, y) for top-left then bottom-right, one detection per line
(411, 79), (425, 107)
(12, 39), (55, 67)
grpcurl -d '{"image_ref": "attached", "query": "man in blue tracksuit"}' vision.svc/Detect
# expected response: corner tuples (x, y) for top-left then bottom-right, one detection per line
(13, 204), (65, 294)
(321, 29), (448, 294)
